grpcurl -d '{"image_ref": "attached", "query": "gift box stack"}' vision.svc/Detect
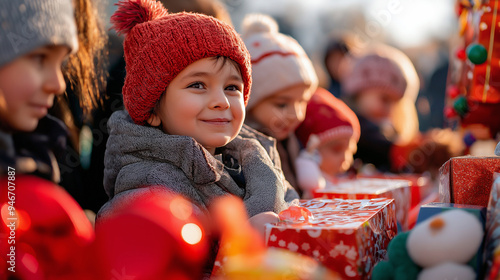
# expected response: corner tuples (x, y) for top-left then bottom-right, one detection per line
(265, 198), (398, 279)
(357, 173), (433, 210)
(412, 155), (500, 279)
(313, 178), (411, 231)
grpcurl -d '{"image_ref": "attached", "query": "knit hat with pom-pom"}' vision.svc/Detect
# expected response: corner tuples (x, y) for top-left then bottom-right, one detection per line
(342, 54), (407, 99)
(111, 0), (252, 125)
(295, 87), (360, 150)
(241, 14), (318, 110)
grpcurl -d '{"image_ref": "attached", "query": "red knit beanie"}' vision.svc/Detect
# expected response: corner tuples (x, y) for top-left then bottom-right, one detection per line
(342, 54), (407, 99)
(111, 0), (252, 125)
(295, 87), (360, 149)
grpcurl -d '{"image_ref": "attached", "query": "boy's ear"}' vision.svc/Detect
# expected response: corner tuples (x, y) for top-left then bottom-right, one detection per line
(147, 113), (161, 126)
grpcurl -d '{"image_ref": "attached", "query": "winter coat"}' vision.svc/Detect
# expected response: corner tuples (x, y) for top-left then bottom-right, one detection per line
(1, 115), (67, 182)
(97, 110), (298, 220)
(244, 116), (302, 195)
(355, 114), (394, 172)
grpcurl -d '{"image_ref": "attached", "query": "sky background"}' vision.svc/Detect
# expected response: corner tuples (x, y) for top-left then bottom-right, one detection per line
(105, 0), (459, 79)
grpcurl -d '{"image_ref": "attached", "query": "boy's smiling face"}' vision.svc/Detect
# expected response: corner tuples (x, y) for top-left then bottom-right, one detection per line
(148, 57), (245, 155)
(0, 46), (70, 132)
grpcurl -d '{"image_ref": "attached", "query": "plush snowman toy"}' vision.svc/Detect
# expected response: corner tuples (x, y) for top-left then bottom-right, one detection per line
(406, 209), (484, 280)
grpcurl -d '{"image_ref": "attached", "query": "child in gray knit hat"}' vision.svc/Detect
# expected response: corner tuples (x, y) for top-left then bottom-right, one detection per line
(0, 0), (78, 180)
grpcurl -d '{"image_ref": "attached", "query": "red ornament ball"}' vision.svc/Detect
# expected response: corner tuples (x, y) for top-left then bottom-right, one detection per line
(456, 49), (466, 61)
(447, 85), (460, 98)
(444, 107), (458, 119)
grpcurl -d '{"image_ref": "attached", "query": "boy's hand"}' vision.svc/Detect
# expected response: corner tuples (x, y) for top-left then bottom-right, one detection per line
(249, 211), (279, 237)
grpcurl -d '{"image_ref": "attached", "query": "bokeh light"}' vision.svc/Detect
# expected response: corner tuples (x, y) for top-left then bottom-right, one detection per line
(181, 223), (203, 245)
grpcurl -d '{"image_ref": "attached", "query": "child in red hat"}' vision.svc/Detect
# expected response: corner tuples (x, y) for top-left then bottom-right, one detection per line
(295, 87), (360, 198)
(98, 0), (298, 237)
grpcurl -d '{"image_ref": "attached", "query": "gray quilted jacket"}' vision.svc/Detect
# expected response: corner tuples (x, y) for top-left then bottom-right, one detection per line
(97, 110), (298, 220)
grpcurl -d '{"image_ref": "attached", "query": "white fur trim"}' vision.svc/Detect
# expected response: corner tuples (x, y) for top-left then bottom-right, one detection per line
(307, 126), (354, 149)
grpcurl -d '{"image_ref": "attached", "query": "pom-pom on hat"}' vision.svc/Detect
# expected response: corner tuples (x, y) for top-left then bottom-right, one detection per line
(241, 14), (318, 110)
(295, 87), (360, 150)
(111, 0), (252, 125)
(342, 54), (407, 99)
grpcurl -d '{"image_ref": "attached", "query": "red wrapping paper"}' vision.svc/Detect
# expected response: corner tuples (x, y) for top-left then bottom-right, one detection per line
(265, 198), (397, 279)
(439, 156), (500, 206)
(357, 174), (432, 209)
(313, 178), (411, 230)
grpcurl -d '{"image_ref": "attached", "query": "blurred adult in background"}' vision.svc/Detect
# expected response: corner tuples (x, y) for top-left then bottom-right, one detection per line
(323, 36), (352, 98)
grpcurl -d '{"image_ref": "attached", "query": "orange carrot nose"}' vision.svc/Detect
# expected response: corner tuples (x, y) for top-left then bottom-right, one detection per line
(429, 217), (445, 232)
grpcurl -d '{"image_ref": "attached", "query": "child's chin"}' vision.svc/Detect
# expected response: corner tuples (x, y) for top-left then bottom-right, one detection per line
(14, 119), (40, 132)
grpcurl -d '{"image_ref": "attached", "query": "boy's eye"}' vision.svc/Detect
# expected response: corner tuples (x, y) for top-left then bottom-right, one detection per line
(187, 82), (205, 89)
(225, 85), (241, 92)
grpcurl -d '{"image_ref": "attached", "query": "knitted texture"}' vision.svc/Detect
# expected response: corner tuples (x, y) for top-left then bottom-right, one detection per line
(241, 14), (318, 110)
(295, 87), (360, 149)
(111, 0), (252, 125)
(0, 0), (78, 67)
(342, 54), (407, 99)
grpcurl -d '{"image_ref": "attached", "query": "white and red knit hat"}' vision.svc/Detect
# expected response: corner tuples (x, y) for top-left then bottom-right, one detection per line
(295, 87), (360, 150)
(342, 54), (407, 99)
(241, 14), (318, 110)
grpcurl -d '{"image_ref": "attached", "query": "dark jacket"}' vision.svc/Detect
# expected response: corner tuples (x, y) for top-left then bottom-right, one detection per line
(355, 114), (394, 172)
(1, 115), (67, 182)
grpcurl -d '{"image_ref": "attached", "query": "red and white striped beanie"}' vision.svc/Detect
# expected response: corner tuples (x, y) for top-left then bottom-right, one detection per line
(241, 14), (318, 110)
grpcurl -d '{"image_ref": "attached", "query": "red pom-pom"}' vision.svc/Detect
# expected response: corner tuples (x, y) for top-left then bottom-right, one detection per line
(111, 0), (168, 36)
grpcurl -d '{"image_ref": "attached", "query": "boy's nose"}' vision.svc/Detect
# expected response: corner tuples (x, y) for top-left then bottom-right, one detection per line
(43, 67), (66, 95)
(211, 89), (230, 109)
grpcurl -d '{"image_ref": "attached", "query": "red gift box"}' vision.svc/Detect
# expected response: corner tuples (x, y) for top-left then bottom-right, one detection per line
(313, 178), (411, 230)
(357, 173), (433, 209)
(439, 156), (500, 207)
(265, 198), (397, 279)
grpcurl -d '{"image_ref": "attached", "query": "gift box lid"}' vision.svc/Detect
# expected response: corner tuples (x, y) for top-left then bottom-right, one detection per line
(269, 198), (394, 230)
(416, 202), (486, 225)
(314, 178), (410, 195)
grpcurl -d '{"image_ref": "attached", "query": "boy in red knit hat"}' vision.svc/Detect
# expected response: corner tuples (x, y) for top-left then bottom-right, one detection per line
(98, 0), (299, 239)
(295, 87), (360, 198)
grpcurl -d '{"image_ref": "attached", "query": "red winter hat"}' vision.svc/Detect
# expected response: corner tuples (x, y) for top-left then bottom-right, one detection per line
(112, 0), (252, 125)
(295, 87), (360, 149)
(342, 54), (407, 99)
